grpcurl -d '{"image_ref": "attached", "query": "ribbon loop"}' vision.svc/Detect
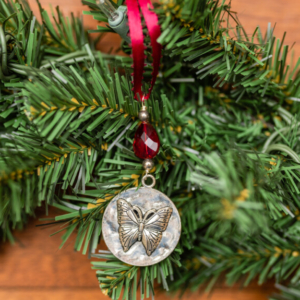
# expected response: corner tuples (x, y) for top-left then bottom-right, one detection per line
(126, 0), (161, 102)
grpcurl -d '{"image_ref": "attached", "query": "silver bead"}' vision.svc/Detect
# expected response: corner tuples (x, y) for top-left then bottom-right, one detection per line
(142, 159), (154, 170)
(138, 106), (149, 121)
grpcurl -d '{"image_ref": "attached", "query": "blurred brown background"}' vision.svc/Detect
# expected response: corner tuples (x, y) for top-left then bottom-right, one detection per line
(1, 0), (300, 299)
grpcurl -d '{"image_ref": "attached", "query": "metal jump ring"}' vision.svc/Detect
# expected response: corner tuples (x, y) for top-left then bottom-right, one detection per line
(142, 174), (156, 188)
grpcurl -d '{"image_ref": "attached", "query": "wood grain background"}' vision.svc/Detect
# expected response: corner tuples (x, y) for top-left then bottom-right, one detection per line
(1, 0), (300, 299)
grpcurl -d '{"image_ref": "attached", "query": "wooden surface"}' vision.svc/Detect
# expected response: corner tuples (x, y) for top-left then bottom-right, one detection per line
(1, 0), (300, 299)
(232, 0), (300, 60)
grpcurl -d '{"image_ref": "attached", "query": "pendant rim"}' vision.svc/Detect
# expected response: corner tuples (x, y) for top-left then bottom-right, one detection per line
(102, 187), (181, 267)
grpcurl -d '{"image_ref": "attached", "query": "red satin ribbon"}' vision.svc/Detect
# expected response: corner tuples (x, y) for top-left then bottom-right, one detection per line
(126, 0), (161, 102)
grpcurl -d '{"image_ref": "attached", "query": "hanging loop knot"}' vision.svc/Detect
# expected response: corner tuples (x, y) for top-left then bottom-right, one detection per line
(126, 0), (162, 102)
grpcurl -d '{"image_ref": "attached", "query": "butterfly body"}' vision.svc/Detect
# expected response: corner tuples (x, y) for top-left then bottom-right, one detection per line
(138, 222), (144, 241)
(117, 198), (172, 256)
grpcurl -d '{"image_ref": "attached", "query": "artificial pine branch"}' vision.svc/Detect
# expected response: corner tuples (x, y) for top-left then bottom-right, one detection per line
(0, 0), (101, 240)
(270, 284), (300, 300)
(1, 0), (300, 299)
(85, 0), (300, 105)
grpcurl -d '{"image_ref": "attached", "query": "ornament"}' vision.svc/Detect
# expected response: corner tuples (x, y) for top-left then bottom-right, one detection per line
(102, 105), (181, 265)
(100, 0), (181, 267)
(102, 187), (181, 266)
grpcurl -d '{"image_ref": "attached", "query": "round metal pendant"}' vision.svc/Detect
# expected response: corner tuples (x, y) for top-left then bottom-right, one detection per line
(102, 187), (181, 266)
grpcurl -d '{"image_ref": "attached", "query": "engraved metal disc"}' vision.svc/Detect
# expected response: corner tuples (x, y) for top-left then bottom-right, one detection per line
(102, 187), (181, 266)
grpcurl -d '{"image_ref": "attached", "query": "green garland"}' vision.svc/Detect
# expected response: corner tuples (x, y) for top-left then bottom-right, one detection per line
(1, 0), (300, 299)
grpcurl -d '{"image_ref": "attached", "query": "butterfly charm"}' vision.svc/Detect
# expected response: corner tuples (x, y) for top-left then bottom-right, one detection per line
(117, 199), (173, 256)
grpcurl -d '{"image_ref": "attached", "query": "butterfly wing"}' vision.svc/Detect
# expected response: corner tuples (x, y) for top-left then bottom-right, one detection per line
(142, 207), (173, 256)
(117, 199), (140, 252)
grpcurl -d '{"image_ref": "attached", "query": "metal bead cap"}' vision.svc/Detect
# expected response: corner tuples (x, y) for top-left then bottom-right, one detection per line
(138, 106), (149, 121)
(142, 159), (154, 170)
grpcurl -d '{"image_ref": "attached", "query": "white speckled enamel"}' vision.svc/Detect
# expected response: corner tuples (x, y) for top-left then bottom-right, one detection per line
(102, 187), (181, 266)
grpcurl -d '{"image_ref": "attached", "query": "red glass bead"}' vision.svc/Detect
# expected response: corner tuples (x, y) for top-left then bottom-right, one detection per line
(133, 122), (160, 159)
